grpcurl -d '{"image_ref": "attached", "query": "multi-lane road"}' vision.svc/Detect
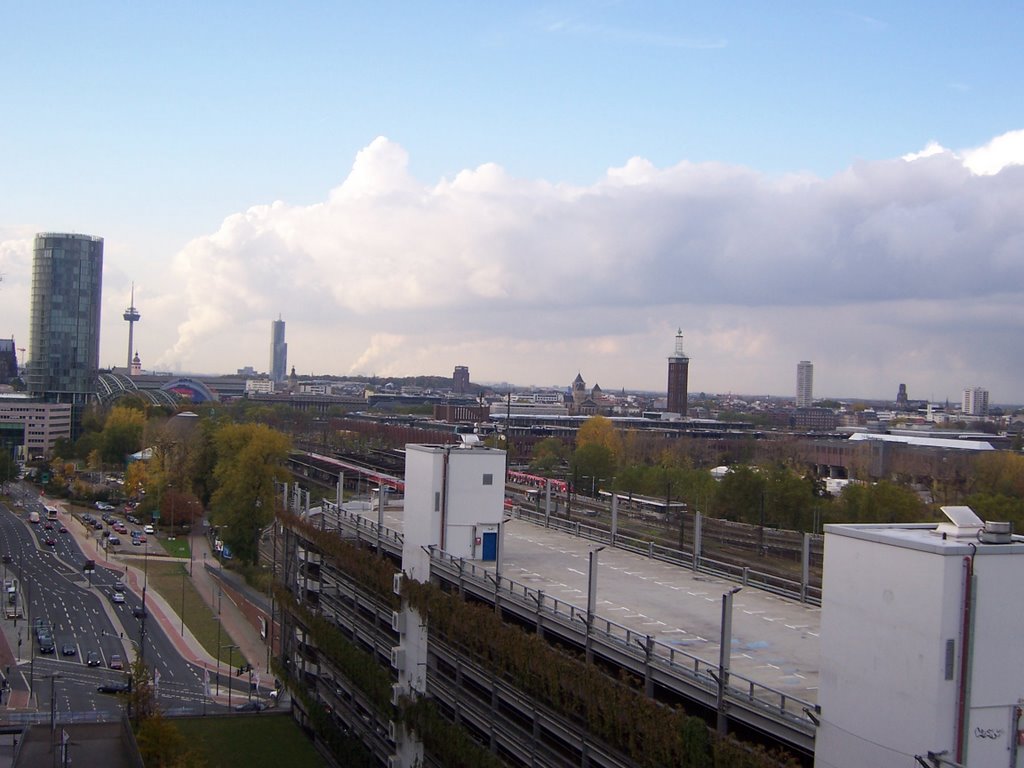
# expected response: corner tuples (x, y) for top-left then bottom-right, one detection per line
(0, 482), (220, 718)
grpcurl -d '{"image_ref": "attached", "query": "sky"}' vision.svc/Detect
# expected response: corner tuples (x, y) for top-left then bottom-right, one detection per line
(2, 2), (1023, 404)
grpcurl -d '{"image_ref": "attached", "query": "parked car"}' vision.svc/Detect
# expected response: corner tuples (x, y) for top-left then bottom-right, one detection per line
(95, 502), (115, 511)
(97, 680), (129, 694)
(234, 700), (268, 713)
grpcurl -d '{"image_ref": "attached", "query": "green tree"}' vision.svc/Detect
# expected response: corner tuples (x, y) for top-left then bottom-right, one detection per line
(764, 465), (817, 531)
(211, 423), (291, 565)
(530, 437), (566, 473)
(713, 466), (767, 524)
(571, 443), (616, 494)
(834, 481), (928, 524)
(0, 452), (17, 492)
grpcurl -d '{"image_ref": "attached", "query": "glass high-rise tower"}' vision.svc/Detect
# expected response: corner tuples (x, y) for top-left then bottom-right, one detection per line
(26, 233), (104, 405)
(270, 317), (287, 383)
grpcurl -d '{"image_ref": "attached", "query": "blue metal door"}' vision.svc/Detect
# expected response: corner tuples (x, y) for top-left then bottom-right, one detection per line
(481, 531), (497, 561)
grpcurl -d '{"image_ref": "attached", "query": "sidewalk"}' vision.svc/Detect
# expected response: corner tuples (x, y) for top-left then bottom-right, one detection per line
(42, 496), (273, 704)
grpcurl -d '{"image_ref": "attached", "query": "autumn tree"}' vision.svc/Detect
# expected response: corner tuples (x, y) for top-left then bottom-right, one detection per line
(100, 405), (146, 465)
(575, 415), (622, 459)
(211, 423), (291, 565)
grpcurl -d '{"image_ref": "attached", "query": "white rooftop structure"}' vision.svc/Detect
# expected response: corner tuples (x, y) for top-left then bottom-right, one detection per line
(816, 509), (1024, 768)
(847, 432), (994, 451)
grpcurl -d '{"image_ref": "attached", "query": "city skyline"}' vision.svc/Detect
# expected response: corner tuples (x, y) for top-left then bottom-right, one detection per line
(1, 4), (1023, 402)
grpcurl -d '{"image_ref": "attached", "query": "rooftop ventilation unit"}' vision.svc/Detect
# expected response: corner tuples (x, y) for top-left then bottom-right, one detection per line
(978, 520), (1014, 545)
(934, 506), (984, 540)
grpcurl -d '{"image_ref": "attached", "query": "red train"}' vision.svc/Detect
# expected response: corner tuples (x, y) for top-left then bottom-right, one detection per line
(506, 471), (569, 494)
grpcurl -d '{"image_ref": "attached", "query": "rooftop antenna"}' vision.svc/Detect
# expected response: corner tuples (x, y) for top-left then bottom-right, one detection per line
(123, 283), (141, 370)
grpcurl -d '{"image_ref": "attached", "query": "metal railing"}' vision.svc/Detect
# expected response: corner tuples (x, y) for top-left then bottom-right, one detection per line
(427, 547), (818, 742)
(512, 506), (822, 605)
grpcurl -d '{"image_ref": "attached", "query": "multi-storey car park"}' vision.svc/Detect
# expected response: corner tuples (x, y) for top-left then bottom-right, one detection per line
(273, 443), (1024, 768)
(273, 442), (823, 768)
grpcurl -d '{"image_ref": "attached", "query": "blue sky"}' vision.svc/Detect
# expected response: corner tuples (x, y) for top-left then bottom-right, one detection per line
(2, 2), (1024, 402)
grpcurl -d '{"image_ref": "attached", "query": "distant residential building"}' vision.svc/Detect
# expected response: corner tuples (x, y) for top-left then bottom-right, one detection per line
(452, 365), (470, 394)
(245, 378), (275, 395)
(270, 317), (287, 383)
(793, 407), (838, 431)
(433, 403), (489, 423)
(298, 381), (330, 396)
(26, 233), (104, 406)
(666, 329), (689, 416)
(796, 361), (814, 408)
(962, 387), (989, 417)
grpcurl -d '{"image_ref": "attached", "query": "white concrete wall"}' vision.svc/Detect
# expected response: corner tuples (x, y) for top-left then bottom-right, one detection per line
(965, 549), (1024, 767)
(401, 444), (506, 575)
(816, 525), (1024, 768)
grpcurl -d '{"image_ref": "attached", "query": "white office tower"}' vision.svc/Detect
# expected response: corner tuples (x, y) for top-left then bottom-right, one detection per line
(815, 508), (1024, 768)
(392, 441), (507, 768)
(796, 361), (813, 408)
(962, 387), (990, 417)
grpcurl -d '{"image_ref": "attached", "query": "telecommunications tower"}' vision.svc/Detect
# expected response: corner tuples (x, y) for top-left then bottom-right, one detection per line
(123, 284), (141, 370)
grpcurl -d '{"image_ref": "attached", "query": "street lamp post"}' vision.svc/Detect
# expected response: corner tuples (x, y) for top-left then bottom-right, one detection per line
(222, 645), (239, 709)
(180, 569), (186, 636)
(585, 546), (605, 664)
(717, 586), (742, 736)
(214, 589), (222, 695)
(168, 483), (175, 541)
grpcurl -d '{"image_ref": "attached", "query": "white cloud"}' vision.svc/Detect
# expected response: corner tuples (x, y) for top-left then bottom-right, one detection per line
(4, 131), (1024, 402)
(962, 129), (1024, 175)
(149, 132), (1024, 400)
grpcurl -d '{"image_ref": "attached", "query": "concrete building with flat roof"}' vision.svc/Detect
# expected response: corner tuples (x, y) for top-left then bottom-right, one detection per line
(0, 396), (72, 459)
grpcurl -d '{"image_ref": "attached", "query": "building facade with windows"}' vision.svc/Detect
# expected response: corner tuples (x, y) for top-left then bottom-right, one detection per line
(796, 361), (813, 408)
(0, 397), (73, 459)
(961, 386), (989, 417)
(25, 233), (104, 406)
(270, 317), (287, 384)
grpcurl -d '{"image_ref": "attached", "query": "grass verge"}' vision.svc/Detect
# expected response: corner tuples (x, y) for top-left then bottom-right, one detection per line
(158, 536), (192, 559)
(142, 561), (246, 667)
(175, 714), (324, 768)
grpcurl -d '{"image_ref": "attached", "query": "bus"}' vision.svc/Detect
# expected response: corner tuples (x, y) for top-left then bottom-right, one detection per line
(44, 505), (59, 523)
